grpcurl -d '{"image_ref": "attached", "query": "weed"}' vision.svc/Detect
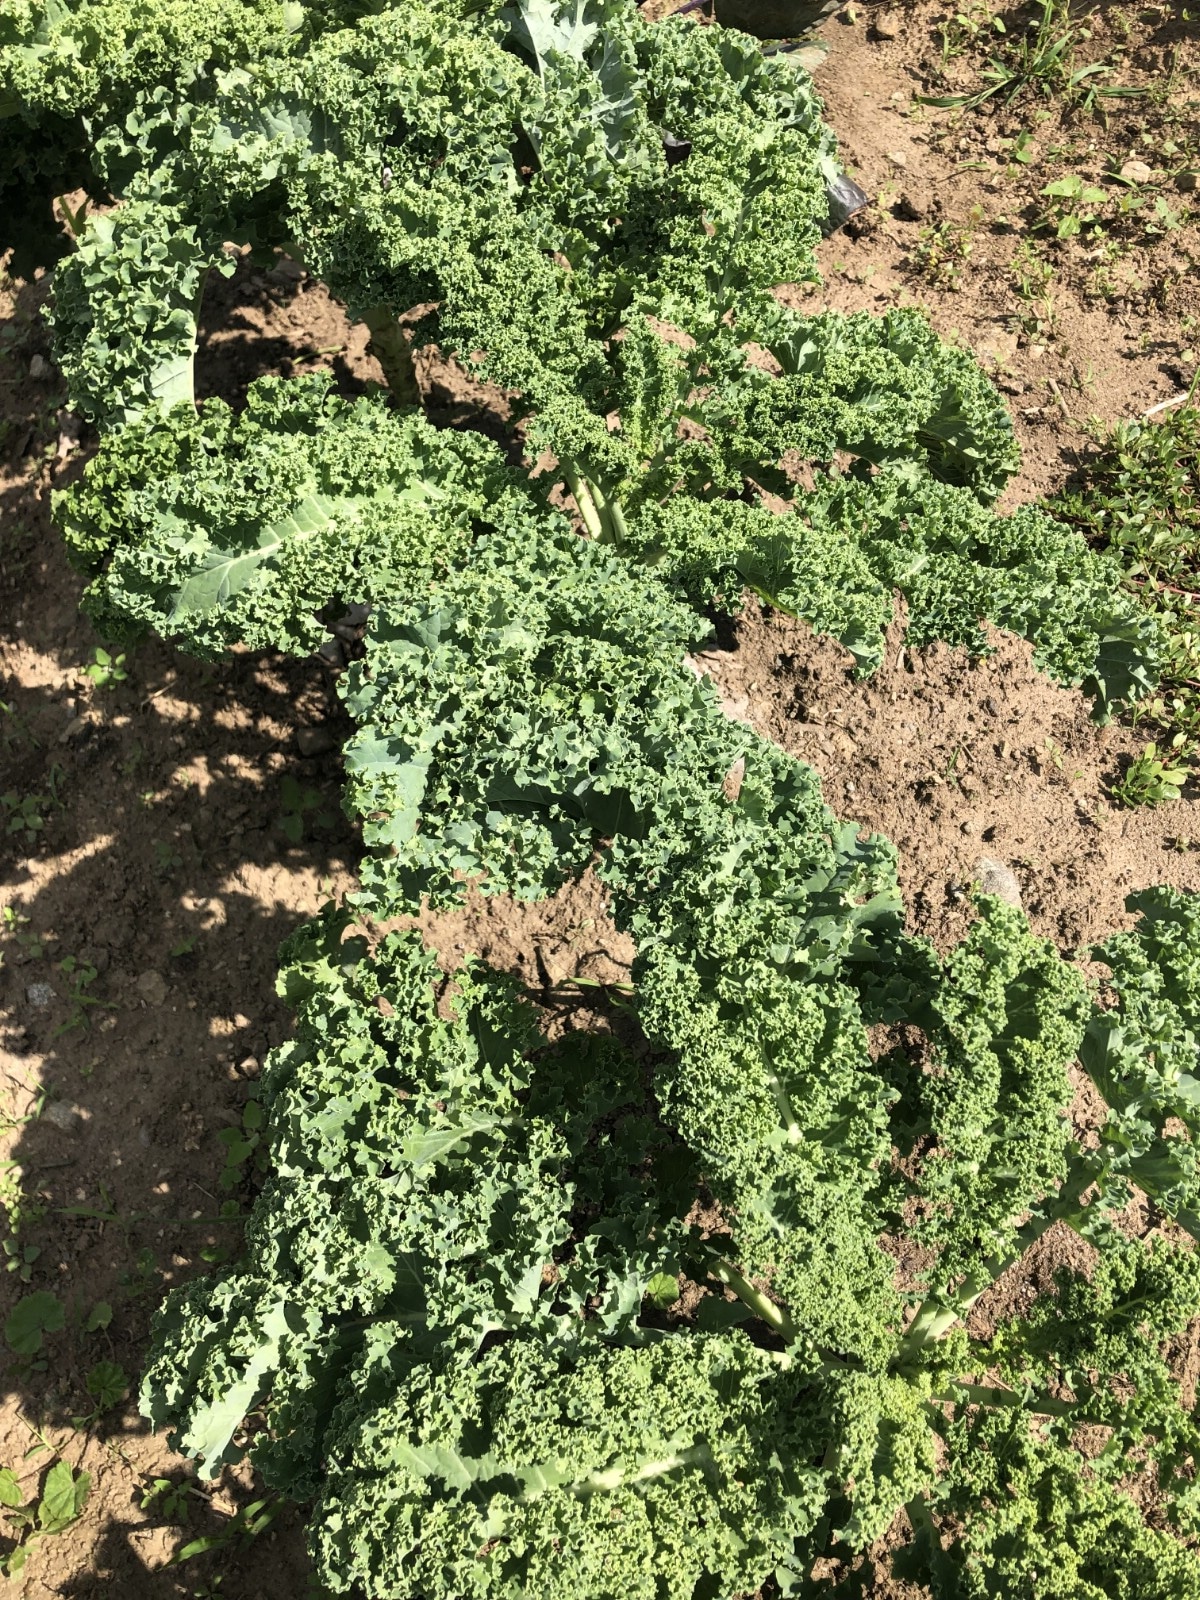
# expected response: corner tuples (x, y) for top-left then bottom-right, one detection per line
(74, 1360), (128, 1424)
(1113, 739), (1190, 808)
(920, 0), (1138, 114)
(153, 838), (184, 876)
(1037, 174), (1108, 239)
(0, 1458), (90, 1576)
(1051, 388), (1200, 755)
(82, 646), (127, 689)
(0, 1162), (42, 1283)
(939, 0), (1006, 62)
(278, 774), (336, 845)
(141, 1476), (203, 1523)
(2, 793), (47, 846)
(910, 216), (978, 290)
(54, 955), (116, 1036)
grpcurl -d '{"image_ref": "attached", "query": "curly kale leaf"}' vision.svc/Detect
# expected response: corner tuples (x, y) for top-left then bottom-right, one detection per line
(48, 199), (232, 426)
(917, 1403), (1200, 1600)
(312, 1334), (829, 1600)
(1081, 886), (1200, 1233)
(142, 913), (699, 1493)
(55, 375), (553, 656)
(884, 898), (1087, 1290)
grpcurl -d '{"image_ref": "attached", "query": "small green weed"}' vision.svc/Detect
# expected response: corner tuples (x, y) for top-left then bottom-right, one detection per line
(153, 839), (184, 876)
(141, 1475), (203, 1523)
(0, 1459), (90, 1577)
(74, 1360), (128, 1424)
(278, 774), (336, 845)
(920, 0), (1140, 114)
(1037, 174), (1108, 240)
(1113, 740), (1190, 808)
(82, 647), (127, 689)
(1051, 390), (1200, 765)
(2, 793), (47, 846)
(910, 216), (978, 290)
(54, 955), (116, 1036)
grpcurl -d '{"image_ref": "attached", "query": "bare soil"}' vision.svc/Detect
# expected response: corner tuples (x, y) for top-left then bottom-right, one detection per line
(0, 2), (1198, 1593)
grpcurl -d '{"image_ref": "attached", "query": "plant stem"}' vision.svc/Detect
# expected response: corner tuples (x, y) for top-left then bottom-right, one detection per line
(361, 305), (421, 407)
(562, 465), (604, 540)
(709, 1257), (796, 1341)
(896, 1170), (1092, 1367)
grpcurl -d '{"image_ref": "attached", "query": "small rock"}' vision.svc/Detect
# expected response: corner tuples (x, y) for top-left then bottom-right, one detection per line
(1177, 171), (1199, 194)
(886, 150), (908, 170)
(975, 856), (1022, 908)
(26, 981), (55, 1009)
(137, 970), (169, 1007)
(1120, 159), (1153, 184)
(872, 9), (900, 37)
(960, 819), (979, 837)
(983, 695), (1001, 717)
(42, 1102), (84, 1134)
(28, 353), (54, 381)
(58, 714), (91, 744)
(295, 724), (338, 757)
(238, 1056), (261, 1078)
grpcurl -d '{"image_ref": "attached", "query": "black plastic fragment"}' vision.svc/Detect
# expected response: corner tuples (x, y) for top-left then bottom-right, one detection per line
(822, 171), (871, 235)
(714, 0), (845, 35)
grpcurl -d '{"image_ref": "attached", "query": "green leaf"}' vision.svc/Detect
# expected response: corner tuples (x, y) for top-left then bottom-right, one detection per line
(38, 1461), (89, 1533)
(86, 1360), (128, 1410)
(5, 1292), (65, 1356)
(167, 495), (348, 623)
(0, 1469), (23, 1510)
(84, 1301), (112, 1333)
(644, 1272), (679, 1310)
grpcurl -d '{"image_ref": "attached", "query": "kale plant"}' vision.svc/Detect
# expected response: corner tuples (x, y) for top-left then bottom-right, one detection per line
(4, 1), (1198, 1594)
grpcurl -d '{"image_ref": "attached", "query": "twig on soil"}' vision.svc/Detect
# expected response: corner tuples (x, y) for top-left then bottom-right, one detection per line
(1141, 393), (1192, 420)
(1047, 377), (1072, 422)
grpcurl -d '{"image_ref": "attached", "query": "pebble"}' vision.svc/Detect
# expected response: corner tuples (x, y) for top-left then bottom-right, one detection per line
(28, 353), (54, 381)
(1120, 159), (1153, 184)
(295, 724), (338, 757)
(872, 9), (900, 37)
(975, 856), (1022, 908)
(137, 970), (169, 1007)
(886, 150), (908, 170)
(42, 1102), (85, 1135)
(26, 981), (55, 1008)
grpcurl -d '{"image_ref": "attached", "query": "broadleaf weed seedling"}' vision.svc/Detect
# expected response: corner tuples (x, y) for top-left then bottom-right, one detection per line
(82, 647), (127, 689)
(1113, 739), (1190, 808)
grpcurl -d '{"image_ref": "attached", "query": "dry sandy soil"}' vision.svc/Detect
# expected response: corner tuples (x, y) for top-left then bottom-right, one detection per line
(0, 1), (1198, 1594)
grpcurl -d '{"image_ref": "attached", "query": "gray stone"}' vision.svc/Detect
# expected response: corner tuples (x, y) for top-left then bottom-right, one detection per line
(42, 1101), (85, 1134)
(26, 982), (55, 1008)
(136, 970), (169, 1007)
(975, 856), (1022, 908)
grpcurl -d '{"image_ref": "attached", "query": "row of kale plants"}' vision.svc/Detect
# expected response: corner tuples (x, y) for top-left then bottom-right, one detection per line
(6, 1), (1200, 1595)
